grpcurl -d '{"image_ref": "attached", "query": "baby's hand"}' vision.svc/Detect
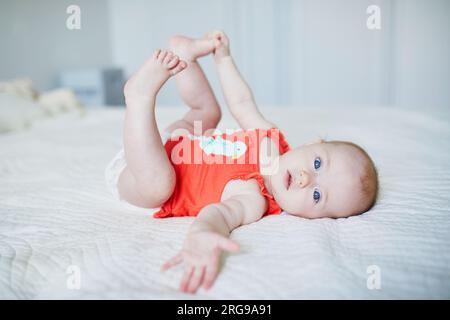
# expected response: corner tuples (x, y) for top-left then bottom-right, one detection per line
(205, 30), (230, 61)
(161, 230), (240, 294)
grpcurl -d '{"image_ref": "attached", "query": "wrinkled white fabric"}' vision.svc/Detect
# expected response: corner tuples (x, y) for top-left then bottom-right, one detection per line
(1, 106), (449, 299)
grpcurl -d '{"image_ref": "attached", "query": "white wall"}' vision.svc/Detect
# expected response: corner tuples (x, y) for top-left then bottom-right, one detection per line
(391, 0), (450, 109)
(1, 0), (449, 108)
(108, 0), (450, 109)
(289, 0), (392, 106)
(0, 0), (112, 91)
(108, 0), (306, 107)
(110, 0), (277, 105)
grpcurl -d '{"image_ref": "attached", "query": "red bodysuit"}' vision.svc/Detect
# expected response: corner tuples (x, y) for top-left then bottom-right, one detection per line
(154, 128), (291, 218)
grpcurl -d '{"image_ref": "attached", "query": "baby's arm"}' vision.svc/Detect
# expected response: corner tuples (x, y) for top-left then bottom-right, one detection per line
(211, 31), (276, 130)
(161, 179), (267, 293)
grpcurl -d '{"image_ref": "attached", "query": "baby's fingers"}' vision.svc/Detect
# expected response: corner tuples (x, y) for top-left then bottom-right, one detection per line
(161, 253), (183, 272)
(180, 266), (194, 292)
(187, 266), (205, 294)
(203, 255), (219, 290)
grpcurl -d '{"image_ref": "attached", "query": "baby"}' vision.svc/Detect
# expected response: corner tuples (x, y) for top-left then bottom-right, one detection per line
(105, 31), (378, 294)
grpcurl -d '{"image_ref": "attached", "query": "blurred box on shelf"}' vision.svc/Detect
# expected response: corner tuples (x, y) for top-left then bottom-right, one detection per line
(59, 68), (125, 107)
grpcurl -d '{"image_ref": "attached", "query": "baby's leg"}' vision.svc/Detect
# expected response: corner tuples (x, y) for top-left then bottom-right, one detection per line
(165, 35), (221, 135)
(118, 49), (187, 208)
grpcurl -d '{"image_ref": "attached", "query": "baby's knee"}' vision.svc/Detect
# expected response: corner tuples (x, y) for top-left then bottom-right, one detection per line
(136, 171), (176, 206)
(204, 108), (222, 129)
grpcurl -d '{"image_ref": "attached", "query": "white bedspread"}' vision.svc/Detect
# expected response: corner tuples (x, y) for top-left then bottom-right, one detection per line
(1, 105), (449, 299)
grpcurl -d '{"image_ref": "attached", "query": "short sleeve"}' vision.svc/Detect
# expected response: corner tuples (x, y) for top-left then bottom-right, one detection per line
(233, 172), (283, 216)
(265, 128), (291, 155)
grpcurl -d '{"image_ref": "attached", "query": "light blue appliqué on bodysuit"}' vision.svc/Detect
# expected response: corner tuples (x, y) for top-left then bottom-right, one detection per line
(192, 135), (247, 159)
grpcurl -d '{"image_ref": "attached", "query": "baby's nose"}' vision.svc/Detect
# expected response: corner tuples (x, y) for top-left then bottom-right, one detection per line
(296, 170), (311, 188)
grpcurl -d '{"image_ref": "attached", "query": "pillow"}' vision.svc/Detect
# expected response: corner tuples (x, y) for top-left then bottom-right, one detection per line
(0, 92), (45, 133)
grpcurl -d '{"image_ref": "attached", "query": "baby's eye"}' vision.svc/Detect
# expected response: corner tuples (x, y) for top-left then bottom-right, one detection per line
(313, 188), (321, 203)
(314, 157), (321, 170)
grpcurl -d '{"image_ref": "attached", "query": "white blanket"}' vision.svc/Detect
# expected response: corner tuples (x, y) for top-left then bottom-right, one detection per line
(1, 105), (449, 299)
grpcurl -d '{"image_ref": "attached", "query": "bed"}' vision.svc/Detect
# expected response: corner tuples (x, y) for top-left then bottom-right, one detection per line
(1, 104), (449, 299)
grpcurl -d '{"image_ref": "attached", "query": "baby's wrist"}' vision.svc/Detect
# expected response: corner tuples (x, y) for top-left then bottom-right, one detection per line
(215, 55), (233, 65)
(189, 220), (212, 234)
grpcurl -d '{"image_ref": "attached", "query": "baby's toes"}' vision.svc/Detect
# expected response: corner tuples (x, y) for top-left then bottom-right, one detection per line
(157, 49), (168, 63)
(163, 51), (174, 65)
(169, 60), (187, 76)
(166, 55), (180, 69)
(152, 49), (162, 60)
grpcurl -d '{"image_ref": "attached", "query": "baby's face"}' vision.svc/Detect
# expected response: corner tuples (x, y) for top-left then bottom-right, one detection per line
(269, 142), (367, 219)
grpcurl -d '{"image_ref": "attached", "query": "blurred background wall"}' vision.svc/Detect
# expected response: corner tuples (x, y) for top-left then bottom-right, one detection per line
(0, 0), (113, 92)
(0, 0), (449, 108)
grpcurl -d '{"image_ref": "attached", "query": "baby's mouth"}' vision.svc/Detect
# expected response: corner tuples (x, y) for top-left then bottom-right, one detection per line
(284, 170), (292, 190)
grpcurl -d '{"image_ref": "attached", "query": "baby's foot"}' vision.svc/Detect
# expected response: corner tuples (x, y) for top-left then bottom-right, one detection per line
(124, 49), (187, 102)
(205, 30), (230, 62)
(169, 35), (216, 62)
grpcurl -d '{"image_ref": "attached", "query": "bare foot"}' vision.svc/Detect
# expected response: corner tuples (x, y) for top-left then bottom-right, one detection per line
(124, 49), (187, 102)
(205, 30), (230, 62)
(169, 35), (216, 62)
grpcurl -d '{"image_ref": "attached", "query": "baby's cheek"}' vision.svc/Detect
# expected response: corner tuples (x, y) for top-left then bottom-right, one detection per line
(283, 191), (306, 213)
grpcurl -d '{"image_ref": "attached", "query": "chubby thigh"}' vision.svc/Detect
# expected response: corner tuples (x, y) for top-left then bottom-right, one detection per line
(105, 131), (176, 208)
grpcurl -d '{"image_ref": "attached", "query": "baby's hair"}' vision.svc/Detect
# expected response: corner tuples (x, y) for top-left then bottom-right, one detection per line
(326, 140), (379, 214)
